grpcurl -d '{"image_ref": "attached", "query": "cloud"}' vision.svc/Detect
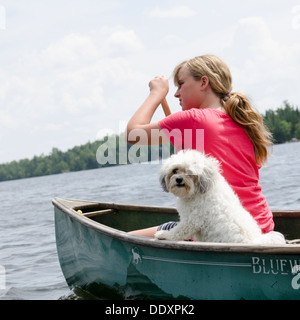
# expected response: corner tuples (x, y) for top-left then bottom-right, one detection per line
(230, 17), (300, 81)
(41, 33), (99, 67)
(0, 5), (5, 30)
(106, 26), (144, 54)
(292, 5), (300, 29)
(0, 109), (19, 129)
(2, 2), (300, 164)
(0, 25), (147, 161)
(225, 16), (300, 112)
(161, 34), (184, 46)
(0, 26), (144, 117)
(149, 6), (197, 18)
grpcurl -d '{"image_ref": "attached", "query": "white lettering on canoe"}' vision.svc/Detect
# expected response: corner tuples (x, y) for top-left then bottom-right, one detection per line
(252, 257), (300, 276)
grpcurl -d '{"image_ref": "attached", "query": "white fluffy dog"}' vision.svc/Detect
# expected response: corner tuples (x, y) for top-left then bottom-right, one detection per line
(155, 150), (285, 245)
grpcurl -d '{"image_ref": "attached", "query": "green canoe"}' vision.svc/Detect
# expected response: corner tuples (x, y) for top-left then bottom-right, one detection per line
(53, 198), (300, 300)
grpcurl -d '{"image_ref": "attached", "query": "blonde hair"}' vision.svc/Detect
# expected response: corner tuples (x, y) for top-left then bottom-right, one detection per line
(173, 54), (272, 166)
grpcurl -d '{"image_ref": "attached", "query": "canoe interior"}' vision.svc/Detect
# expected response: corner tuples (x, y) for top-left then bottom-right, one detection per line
(54, 198), (300, 300)
(71, 200), (300, 241)
(273, 213), (300, 241)
(73, 201), (180, 233)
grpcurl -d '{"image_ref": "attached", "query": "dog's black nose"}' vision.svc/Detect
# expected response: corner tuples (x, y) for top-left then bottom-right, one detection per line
(176, 177), (183, 184)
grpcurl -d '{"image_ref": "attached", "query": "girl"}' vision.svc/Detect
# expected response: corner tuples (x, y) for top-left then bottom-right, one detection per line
(126, 54), (273, 237)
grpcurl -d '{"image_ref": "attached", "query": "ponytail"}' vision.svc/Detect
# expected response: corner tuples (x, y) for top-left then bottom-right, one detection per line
(223, 92), (273, 166)
(174, 55), (273, 166)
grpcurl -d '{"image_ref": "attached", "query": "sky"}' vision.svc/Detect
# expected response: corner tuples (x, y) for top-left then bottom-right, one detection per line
(0, 0), (300, 164)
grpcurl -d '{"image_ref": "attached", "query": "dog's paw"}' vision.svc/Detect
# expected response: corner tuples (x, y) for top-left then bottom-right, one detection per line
(254, 231), (286, 245)
(155, 230), (169, 240)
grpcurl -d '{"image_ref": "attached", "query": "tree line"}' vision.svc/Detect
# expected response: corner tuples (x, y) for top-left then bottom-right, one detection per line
(0, 102), (299, 182)
(264, 101), (300, 144)
(0, 134), (174, 182)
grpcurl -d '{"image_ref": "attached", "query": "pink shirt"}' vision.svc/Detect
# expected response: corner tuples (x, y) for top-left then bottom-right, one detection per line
(159, 108), (274, 233)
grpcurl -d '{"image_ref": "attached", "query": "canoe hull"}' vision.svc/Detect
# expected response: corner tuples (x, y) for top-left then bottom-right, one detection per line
(54, 198), (300, 300)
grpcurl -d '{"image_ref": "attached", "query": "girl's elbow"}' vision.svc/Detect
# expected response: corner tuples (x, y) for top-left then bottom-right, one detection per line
(126, 124), (151, 145)
(125, 124), (138, 145)
(125, 125), (132, 144)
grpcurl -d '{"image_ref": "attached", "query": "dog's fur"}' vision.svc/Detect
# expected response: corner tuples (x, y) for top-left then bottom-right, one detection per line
(155, 150), (285, 244)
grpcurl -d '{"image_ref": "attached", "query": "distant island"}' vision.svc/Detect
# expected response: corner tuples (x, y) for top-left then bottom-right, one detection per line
(0, 134), (174, 182)
(264, 101), (300, 144)
(0, 101), (299, 182)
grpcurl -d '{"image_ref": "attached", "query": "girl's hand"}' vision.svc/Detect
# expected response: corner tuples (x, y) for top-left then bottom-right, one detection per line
(149, 76), (169, 99)
(126, 75), (170, 146)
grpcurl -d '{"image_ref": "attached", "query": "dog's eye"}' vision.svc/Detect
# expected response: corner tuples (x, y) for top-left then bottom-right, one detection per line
(172, 168), (178, 174)
(186, 170), (193, 175)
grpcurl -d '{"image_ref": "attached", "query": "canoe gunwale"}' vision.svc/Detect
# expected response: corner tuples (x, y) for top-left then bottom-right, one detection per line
(53, 197), (300, 254)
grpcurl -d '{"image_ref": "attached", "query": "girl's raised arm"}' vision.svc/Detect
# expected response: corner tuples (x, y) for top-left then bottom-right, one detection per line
(126, 76), (169, 146)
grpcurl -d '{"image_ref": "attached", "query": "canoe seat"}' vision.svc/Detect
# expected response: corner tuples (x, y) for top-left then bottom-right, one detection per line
(286, 239), (300, 244)
(82, 209), (117, 218)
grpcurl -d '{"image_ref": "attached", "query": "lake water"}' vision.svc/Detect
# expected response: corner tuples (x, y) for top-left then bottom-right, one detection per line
(0, 142), (300, 300)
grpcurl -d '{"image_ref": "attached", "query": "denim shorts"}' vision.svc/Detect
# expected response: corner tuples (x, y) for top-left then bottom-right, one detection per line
(157, 221), (193, 241)
(157, 221), (178, 231)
